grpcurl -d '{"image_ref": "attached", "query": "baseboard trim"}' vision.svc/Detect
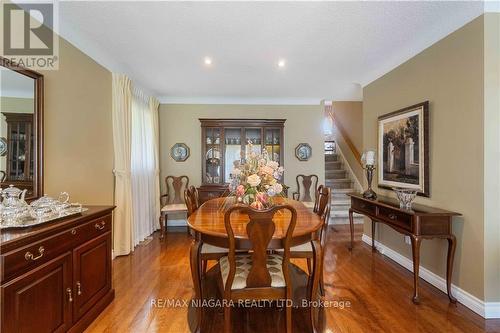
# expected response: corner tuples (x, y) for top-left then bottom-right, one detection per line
(361, 234), (499, 319)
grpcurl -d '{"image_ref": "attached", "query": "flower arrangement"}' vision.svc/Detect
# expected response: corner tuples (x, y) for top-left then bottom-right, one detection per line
(228, 143), (285, 210)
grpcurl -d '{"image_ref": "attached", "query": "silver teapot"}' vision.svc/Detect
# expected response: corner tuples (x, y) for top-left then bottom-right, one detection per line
(30, 192), (70, 219)
(1, 185), (29, 223)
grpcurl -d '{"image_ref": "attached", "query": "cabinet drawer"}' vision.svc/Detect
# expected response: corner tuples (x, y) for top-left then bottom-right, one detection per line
(352, 198), (376, 215)
(73, 214), (111, 245)
(377, 207), (412, 231)
(1, 214), (111, 283)
(1, 229), (75, 283)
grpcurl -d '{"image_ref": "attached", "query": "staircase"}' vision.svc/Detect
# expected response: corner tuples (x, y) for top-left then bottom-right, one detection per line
(325, 153), (364, 224)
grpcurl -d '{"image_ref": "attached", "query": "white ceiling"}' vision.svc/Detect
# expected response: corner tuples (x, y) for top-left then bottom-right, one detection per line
(57, 1), (486, 104)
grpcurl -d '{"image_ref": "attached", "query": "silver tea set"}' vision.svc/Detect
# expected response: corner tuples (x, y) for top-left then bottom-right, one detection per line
(0, 185), (85, 228)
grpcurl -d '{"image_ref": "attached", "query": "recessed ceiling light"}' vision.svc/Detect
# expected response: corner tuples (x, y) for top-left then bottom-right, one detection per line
(277, 59), (286, 68)
(204, 57), (212, 65)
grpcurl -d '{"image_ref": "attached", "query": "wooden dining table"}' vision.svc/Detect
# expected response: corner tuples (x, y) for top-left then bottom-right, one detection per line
(187, 197), (324, 332)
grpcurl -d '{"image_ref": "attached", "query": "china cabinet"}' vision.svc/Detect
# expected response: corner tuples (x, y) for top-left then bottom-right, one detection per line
(0, 206), (114, 333)
(1, 112), (34, 193)
(198, 119), (285, 203)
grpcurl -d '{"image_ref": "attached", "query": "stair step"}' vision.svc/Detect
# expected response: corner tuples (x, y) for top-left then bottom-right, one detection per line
(325, 161), (342, 170)
(329, 216), (364, 225)
(326, 179), (352, 189)
(325, 170), (347, 179)
(331, 204), (351, 212)
(331, 198), (350, 205)
(331, 188), (354, 194)
(324, 154), (338, 162)
(331, 210), (364, 218)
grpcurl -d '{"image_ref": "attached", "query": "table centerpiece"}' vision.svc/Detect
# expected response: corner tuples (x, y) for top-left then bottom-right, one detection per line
(226, 143), (285, 210)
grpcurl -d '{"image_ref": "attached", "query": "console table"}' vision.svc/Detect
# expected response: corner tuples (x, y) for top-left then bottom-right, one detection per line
(347, 193), (461, 304)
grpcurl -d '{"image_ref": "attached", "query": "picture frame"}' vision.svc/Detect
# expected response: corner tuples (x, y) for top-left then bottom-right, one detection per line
(378, 101), (429, 197)
(295, 143), (312, 161)
(170, 143), (190, 162)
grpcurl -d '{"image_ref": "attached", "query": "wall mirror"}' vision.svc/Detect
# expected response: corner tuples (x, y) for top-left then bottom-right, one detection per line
(0, 58), (43, 200)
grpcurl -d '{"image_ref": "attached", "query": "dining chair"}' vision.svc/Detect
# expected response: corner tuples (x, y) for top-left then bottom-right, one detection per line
(279, 185), (331, 296)
(159, 175), (189, 239)
(184, 186), (240, 277)
(219, 204), (298, 333)
(184, 185), (199, 217)
(292, 174), (319, 210)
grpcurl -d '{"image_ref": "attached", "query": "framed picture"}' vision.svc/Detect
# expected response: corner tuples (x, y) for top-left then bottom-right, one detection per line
(170, 143), (190, 162)
(0, 137), (7, 156)
(378, 101), (429, 197)
(295, 143), (312, 161)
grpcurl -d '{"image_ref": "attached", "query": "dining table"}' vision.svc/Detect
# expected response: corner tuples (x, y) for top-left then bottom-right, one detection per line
(186, 196), (324, 332)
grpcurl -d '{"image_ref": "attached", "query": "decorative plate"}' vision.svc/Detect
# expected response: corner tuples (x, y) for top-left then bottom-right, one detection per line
(0, 137), (7, 156)
(170, 143), (190, 162)
(295, 143), (312, 161)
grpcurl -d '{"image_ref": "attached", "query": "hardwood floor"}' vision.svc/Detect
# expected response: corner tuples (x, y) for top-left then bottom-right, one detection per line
(85, 225), (500, 333)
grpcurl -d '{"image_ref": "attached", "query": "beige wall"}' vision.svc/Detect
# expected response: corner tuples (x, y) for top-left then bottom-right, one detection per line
(39, 38), (114, 205)
(331, 101), (364, 183)
(363, 16), (485, 299)
(159, 104), (325, 197)
(332, 101), (363, 151)
(483, 13), (500, 302)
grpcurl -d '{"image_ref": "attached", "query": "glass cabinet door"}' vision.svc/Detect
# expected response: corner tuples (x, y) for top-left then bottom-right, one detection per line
(204, 127), (222, 184)
(224, 128), (242, 183)
(244, 128), (262, 159)
(264, 128), (281, 163)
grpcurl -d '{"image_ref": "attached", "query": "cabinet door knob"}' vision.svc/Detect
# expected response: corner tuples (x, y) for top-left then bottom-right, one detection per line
(24, 246), (45, 261)
(95, 222), (105, 230)
(76, 281), (82, 295)
(71, 229), (77, 235)
(66, 288), (73, 302)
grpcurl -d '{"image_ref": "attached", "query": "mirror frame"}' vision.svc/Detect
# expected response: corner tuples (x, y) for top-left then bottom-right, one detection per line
(0, 56), (44, 201)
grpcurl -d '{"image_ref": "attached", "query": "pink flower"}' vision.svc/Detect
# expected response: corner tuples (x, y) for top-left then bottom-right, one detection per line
(236, 185), (245, 197)
(250, 201), (264, 210)
(256, 192), (268, 204)
(260, 165), (274, 176)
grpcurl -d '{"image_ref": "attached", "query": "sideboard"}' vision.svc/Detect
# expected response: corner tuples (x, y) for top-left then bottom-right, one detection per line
(0, 206), (115, 333)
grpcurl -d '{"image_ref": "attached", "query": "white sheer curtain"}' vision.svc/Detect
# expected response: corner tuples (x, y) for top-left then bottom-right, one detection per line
(112, 74), (134, 256)
(130, 88), (160, 247)
(149, 97), (161, 228)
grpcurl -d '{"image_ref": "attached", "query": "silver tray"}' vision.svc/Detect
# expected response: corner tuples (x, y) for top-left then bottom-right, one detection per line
(0, 207), (89, 229)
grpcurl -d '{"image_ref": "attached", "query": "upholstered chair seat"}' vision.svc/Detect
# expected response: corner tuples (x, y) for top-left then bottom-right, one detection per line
(161, 203), (187, 213)
(219, 254), (286, 290)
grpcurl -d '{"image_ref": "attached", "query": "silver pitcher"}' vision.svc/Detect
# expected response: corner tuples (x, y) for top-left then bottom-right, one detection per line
(1, 185), (29, 223)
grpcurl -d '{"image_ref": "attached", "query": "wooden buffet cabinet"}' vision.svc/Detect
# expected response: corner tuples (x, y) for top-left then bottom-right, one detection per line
(198, 119), (285, 203)
(0, 206), (115, 333)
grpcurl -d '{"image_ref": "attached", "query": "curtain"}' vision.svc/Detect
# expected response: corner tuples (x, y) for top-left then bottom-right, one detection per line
(149, 96), (161, 229)
(112, 74), (134, 256)
(130, 88), (159, 246)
